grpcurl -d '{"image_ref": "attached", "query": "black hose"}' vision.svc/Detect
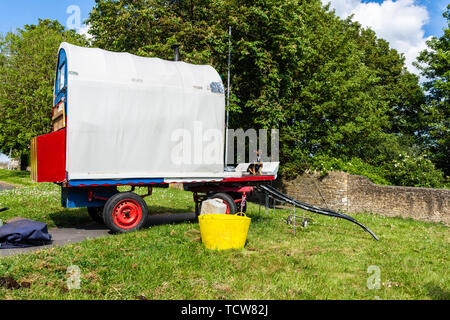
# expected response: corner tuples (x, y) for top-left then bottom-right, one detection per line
(0, 207), (9, 213)
(258, 185), (379, 240)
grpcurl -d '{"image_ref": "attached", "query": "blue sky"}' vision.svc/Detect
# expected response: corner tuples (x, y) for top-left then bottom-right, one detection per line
(357, 0), (448, 37)
(0, 0), (447, 37)
(415, 0), (448, 37)
(322, 0), (448, 73)
(0, 0), (447, 73)
(0, 0), (95, 35)
(0, 0), (448, 161)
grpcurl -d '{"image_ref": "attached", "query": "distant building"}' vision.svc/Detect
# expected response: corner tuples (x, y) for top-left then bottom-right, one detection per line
(0, 152), (19, 170)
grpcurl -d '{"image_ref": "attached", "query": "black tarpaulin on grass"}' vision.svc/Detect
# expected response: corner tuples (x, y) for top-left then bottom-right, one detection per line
(0, 219), (52, 249)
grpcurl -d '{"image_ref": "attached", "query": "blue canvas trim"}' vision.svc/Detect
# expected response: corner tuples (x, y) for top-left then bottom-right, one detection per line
(54, 49), (67, 106)
(62, 186), (119, 208)
(68, 178), (165, 187)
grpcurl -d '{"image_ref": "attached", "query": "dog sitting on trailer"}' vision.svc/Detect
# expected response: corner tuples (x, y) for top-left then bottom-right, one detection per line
(247, 151), (263, 175)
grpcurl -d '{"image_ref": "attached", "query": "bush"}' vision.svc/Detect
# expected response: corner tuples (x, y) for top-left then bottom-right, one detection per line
(382, 153), (448, 188)
(305, 155), (448, 189)
(309, 155), (391, 185)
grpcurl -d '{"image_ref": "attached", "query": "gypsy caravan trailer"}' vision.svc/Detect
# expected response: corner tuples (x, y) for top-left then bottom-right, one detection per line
(31, 43), (278, 233)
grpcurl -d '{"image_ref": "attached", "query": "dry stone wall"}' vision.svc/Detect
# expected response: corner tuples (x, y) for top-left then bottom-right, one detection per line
(280, 171), (449, 225)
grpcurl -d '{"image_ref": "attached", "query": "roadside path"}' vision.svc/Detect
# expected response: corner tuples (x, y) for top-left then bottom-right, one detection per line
(1, 180), (196, 257)
(0, 213), (196, 257)
(0, 182), (15, 192)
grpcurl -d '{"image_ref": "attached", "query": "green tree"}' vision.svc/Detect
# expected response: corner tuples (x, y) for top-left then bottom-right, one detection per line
(0, 19), (87, 162)
(86, 0), (444, 187)
(415, 4), (450, 176)
(354, 28), (427, 142)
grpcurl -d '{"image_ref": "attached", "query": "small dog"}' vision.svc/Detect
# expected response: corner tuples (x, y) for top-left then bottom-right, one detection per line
(247, 150), (263, 175)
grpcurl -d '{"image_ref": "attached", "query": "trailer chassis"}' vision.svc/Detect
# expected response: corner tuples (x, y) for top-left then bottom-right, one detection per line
(60, 179), (269, 233)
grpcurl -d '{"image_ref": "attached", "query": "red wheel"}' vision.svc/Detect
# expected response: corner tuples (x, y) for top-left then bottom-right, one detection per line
(103, 192), (148, 233)
(220, 199), (231, 214)
(112, 199), (142, 230)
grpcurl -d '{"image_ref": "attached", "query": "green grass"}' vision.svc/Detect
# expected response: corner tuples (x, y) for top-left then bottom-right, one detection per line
(0, 170), (449, 300)
(0, 169), (36, 187)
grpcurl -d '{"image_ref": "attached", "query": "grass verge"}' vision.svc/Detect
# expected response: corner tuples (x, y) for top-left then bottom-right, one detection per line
(0, 170), (448, 300)
(0, 169), (36, 187)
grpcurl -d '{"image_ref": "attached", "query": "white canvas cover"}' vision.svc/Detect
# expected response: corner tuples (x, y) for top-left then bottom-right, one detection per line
(60, 43), (225, 180)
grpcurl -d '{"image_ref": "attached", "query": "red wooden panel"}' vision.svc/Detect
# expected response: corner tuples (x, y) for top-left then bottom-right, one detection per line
(35, 129), (66, 182)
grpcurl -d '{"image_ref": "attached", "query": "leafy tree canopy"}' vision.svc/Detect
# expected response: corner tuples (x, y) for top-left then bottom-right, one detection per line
(87, 0), (444, 186)
(0, 19), (87, 158)
(415, 4), (449, 176)
(0, 2), (446, 188)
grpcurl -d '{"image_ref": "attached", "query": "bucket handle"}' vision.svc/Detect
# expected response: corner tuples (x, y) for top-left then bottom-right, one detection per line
(235, 212), (247, 217)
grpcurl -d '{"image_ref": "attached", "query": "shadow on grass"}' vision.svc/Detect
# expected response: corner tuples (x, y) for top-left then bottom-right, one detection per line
(147, 205), (195, 214)
(425, 283), (450, 300)
(49, 208), (91, 228)
(50, 207), (198, 229)
(146, 212), (197, 227)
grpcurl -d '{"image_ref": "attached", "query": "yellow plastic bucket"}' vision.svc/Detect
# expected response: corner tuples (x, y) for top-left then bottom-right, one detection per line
(198, 213), (251, 251)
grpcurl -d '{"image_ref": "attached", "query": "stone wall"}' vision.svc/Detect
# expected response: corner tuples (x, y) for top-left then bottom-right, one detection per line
(280, 171), (450, 225)
(278, 171), (349, 211)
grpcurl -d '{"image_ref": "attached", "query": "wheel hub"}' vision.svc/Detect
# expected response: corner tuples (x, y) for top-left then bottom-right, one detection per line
(112, 199), (142, 229)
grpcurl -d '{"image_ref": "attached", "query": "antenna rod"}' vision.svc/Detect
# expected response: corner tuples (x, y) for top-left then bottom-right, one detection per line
(171, 44), (180, 61)
(7, 148), (11, 170)
(225, 26), (231, 166)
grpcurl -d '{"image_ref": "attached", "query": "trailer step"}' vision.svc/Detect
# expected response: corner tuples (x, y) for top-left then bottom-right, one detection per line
(258, 184), (379, 240)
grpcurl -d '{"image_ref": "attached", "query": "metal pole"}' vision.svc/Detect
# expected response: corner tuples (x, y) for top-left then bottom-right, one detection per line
(224, 26), (231, 166)
(171, 44), (180, 62)
(7, 148), (11, 170)
(293, 205), (296, 235)
(259, 197), (261, 216)
(265, 193), (269, 215)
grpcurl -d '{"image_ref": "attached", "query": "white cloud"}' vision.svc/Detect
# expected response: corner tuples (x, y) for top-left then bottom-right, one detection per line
(323, 0), (362, 17)
(77, 24), (92, 40)
(321, 0), (431, 75)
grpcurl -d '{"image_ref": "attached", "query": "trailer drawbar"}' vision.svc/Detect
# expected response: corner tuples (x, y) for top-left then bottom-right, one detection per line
(258, 184), (379, 240)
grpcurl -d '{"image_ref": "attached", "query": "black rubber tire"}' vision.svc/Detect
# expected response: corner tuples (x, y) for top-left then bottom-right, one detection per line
(87, 207), (104, 224)
(102, 192), (149, 233)
(208, 193), (237, 215)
